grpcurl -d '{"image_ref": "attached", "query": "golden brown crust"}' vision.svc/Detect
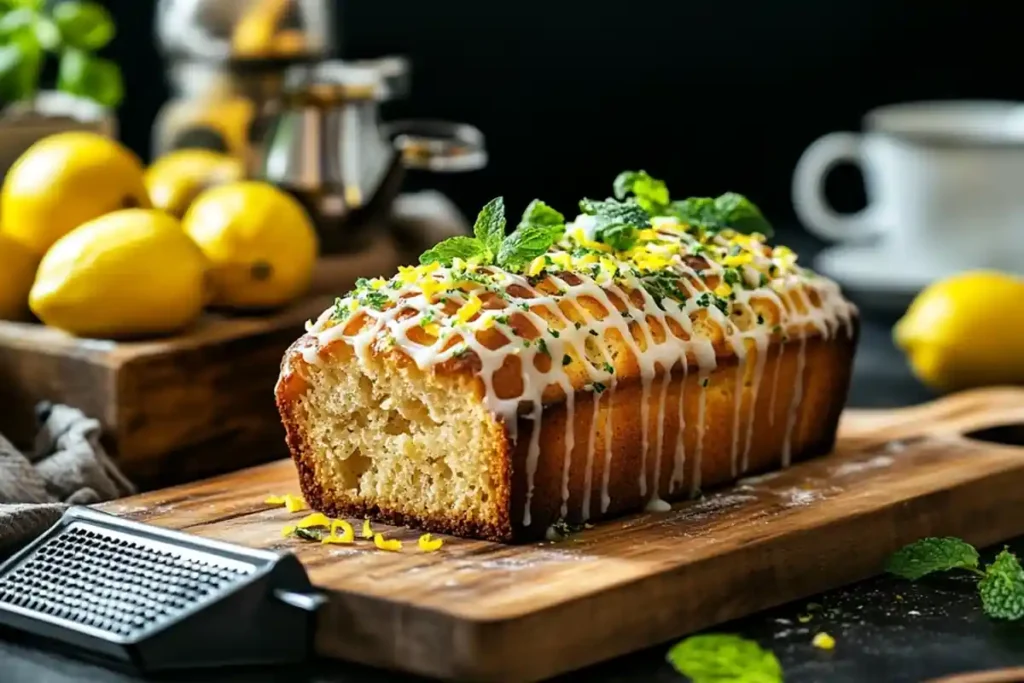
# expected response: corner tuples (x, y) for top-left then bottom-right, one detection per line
(275, 314), (859, 543)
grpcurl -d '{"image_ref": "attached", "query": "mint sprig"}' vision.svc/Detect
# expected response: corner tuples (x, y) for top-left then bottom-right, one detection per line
(614, 169), (775, 239)
(473, 196), (506, 259)
(497, 199), (565, 270)
(418, 235), (488, 266)
(578, 197), (649, 251)
(614, 170), (670, 215)
(420, 197), (565, 272)
(666, 634), (783, 683)
(886, 537), (1024, 620)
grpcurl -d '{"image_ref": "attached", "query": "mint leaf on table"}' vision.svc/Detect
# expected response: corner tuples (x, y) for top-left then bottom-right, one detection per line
(614, 170), (670, 215)
(885, 537), (981, 581)
(472, 196), (507, 260)
(979, 549), (1024, 620)
(887, 538), (1024, 622)
(52, 0), (114, 51)
(666, 634), (783, 683)
(419, 236), (488, 266)
(497, 222), (563, 272)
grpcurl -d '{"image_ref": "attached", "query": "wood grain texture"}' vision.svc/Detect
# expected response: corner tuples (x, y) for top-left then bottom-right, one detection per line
(97, 387), (1024, 682)
(0, 244), (402, 489)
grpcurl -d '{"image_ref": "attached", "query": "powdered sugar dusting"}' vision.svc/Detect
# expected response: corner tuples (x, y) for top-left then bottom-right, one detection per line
(831, 455), (895, 478)
(778, 487), (825, 507)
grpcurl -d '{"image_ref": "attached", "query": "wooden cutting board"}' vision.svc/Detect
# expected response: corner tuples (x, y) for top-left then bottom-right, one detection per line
(96, 387), (1024, 683)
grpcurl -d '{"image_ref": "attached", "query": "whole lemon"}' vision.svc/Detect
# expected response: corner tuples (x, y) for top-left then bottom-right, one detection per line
(894, 270), (1024, 393)
(183, 181), (318, 310)
(0, 231), (40, 321)
(145, 149), (246, 219)
(1, 132), (151, 255)
(30, 209), (208, 339)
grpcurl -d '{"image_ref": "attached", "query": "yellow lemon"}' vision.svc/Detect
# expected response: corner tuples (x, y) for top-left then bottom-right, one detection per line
(145, 149), (246, 219)
(894, 270), (1024, 392)
(0, 231), (40, 321)
(232, 0), (297, 57)
(29, 209), (208, 339)
(1, 132), (151, 255)
(183, 181), (318, 310)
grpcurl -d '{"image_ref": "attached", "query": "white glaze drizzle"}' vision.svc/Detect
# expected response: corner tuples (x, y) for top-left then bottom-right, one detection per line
(302, 215), (856, 526)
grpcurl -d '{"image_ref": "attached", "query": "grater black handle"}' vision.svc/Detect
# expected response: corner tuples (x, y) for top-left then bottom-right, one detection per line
(0, 506), (327, 673)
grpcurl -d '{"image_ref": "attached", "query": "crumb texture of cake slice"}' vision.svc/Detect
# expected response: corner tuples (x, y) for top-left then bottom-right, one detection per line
(275, 171), (859, 542)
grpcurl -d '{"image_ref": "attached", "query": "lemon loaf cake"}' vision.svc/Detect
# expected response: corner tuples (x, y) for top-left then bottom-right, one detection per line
(275, 172), (858, 542)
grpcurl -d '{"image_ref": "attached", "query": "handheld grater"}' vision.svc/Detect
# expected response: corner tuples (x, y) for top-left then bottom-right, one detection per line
(0, 506), (326, 673)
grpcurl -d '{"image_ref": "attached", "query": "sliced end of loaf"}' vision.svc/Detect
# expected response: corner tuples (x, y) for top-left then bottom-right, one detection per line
(277, 341), (514, 541)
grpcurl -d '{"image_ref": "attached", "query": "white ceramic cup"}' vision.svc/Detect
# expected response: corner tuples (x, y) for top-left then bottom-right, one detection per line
(793, 100), (1024, 273)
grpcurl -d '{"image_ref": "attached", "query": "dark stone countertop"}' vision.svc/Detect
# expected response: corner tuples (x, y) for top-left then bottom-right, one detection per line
(2, 231), (1022, 683)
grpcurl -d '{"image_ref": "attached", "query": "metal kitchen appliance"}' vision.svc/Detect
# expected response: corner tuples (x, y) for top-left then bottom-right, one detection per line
(259, 60), (487, 254)
(0, 506), (323, 672)
(152, 0), (338, 172)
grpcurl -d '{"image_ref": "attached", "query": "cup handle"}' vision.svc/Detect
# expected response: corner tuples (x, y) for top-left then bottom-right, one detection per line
(792, 132), (877, 242)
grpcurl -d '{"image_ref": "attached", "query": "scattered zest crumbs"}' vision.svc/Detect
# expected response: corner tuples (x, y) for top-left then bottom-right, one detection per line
(374, 533), (402, 552)
(328, 520), (355, 543)
(297, 512), (331, 529)
(418, 533), (444, 552)
(362, 518), (373, 539)
(264, 493), (307, 513)
(812, 632), (835, 650)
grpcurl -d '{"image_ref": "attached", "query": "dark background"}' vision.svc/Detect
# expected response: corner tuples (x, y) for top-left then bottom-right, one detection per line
(107, 1), (1023, 233)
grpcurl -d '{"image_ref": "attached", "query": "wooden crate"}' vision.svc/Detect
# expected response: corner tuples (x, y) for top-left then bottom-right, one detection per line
(0, 243), (402, 489)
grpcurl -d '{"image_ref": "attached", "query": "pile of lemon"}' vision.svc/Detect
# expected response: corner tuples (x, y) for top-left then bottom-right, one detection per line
(0, 133), (319, 339)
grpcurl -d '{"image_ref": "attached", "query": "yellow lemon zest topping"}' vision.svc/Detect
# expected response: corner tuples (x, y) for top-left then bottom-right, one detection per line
(297, 512), (331, 529)
(373, 533), (402, 552)
(321, 535), (351, 545)
(329, 519), (355, 543)
(362, 518), (373, 539)
(456, 294), (483, 324)
(714, 282), (733, 298)
(527, 256), (546, 277)
(265, 494), (307, 512)
(280, 525), (296, 538)
(418, 533), (444, 552)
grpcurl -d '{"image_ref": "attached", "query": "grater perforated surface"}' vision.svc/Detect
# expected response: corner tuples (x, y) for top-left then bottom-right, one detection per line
(0, 522), (256, 641)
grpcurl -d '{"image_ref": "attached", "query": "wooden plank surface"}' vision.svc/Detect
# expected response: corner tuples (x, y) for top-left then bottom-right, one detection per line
(97, 387), (1024, 682)
(0, 242), (403, 488)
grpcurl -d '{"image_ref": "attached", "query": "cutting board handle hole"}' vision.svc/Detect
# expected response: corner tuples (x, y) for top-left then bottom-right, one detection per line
(963, 422), (1024, 448)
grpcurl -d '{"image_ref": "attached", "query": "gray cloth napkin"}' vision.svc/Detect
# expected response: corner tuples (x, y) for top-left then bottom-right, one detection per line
(0, 403), (134, 555)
